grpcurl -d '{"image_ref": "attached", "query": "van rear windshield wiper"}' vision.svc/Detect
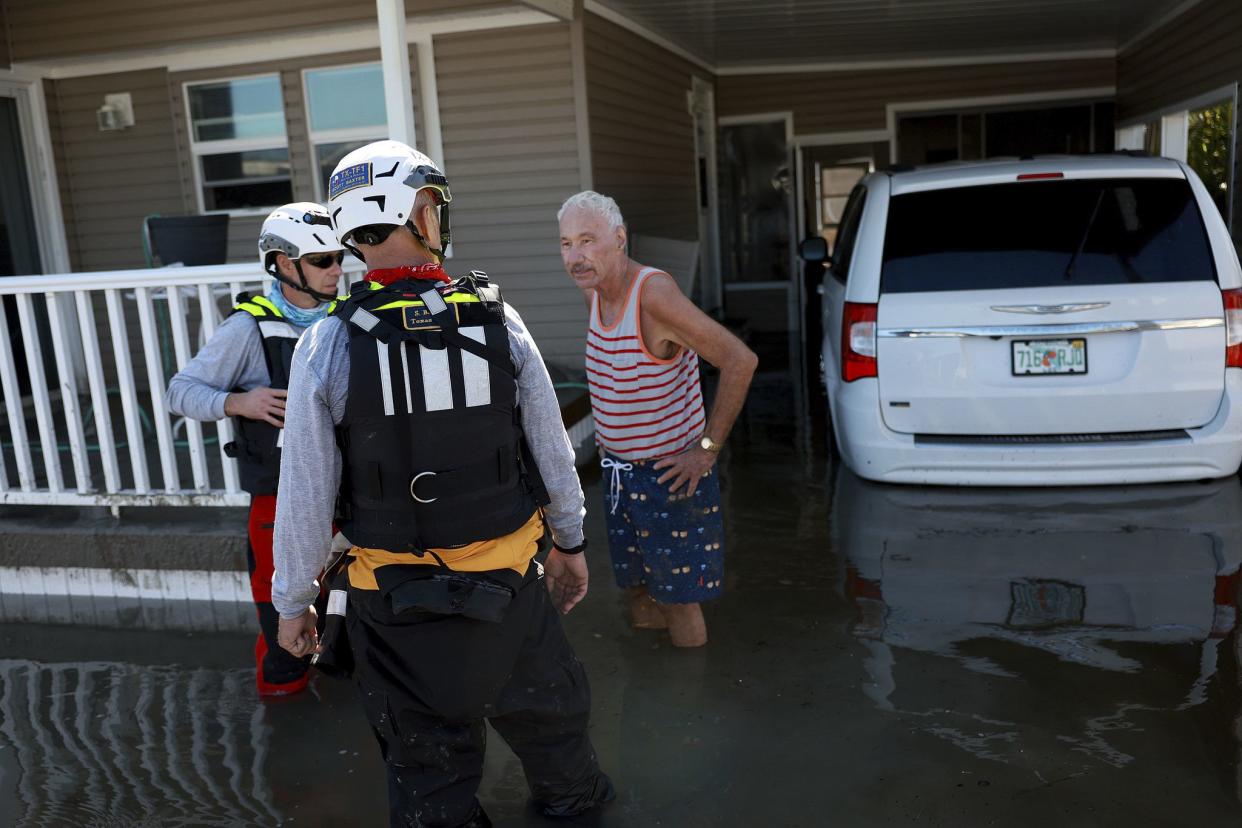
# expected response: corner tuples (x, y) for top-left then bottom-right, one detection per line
(1063, 188), (1105, 282)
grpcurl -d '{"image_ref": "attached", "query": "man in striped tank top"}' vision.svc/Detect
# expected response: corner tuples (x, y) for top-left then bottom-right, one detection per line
(559, 192), (758, 647)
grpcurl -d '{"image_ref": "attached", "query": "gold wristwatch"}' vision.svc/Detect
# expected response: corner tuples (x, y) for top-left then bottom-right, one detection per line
(699, 434), (723, 454)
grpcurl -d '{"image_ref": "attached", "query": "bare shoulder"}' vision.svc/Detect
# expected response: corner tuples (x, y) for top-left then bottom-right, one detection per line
(639, 269), (704, 322)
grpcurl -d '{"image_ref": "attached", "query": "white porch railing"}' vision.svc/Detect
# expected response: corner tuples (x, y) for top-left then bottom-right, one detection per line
(0, 262), (363, 507)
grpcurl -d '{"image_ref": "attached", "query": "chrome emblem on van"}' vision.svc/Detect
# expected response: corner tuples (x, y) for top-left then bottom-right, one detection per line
(990, 302), (1110, 315)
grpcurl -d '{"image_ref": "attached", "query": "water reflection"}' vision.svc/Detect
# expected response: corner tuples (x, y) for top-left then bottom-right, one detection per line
(0, 660), (279, 827)
(832, 469), (1242, 787)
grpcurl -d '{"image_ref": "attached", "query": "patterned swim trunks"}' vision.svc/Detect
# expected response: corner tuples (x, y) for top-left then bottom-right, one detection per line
(600, 454), (725, 604)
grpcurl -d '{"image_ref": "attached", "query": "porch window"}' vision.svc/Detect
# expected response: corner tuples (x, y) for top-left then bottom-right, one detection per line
(185, 75), (292, 212)
(304, 64), (388, 199)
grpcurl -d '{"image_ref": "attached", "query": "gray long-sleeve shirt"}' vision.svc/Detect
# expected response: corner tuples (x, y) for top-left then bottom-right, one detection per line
(166, 312), (301, 421)
(271, 304), (585, 618)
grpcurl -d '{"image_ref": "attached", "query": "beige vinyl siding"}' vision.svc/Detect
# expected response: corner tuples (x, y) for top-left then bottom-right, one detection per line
(584, 12), (704, 241)
(4, 0), (520, 62)
(44, 69), (184, 272)
(716, 58), (1117, 134)
(434, 23), (586, 366)
(1117, 0), (1242, 245)
(0, 2), (10, 69)
(170, 49), (423, 264)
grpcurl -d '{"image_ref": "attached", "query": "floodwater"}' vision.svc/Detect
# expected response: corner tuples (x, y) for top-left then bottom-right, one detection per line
(3, 376), (1242, 826)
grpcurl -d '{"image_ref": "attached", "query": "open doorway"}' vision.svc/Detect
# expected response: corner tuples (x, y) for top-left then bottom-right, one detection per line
(717, 115), (797, 372)
(795, 141), (883, 389)
(0, 92), (45, 395)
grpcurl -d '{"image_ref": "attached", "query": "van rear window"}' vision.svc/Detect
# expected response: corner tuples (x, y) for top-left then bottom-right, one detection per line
(881, 178), (1217, 293)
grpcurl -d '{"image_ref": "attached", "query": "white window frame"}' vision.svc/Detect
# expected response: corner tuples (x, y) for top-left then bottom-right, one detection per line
(301, 62), (389, 202)
(183, 72), (291, 217)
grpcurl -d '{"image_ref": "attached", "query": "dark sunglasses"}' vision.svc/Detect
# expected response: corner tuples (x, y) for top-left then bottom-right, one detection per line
(347, 223), (406, 247)
(300, 251), (344, 268)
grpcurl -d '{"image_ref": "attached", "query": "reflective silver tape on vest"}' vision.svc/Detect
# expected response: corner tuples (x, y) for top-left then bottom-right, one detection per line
(257, 319), (301, 340)
(351, 307), (381, 333)
(459, 326), (491, 407)
(327, 589), (347, 617)
(399, 340), (414, 414)
(420, 343), (453, 411)
(377, 339), (395, 416)
(419, 288), (449, 318)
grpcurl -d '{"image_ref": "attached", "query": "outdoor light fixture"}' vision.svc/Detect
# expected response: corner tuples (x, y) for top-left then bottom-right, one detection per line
(96, 93), (135, 131)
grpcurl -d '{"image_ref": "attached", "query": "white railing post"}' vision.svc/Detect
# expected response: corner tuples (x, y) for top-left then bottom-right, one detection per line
(14, 294), (64, 493)
(198, 284), (241, 494)
(104, 289), (151, 494)
(74, 292), (121, 493)
(165, 287), (209, 492)
(46, 293), (93, 493)
(0, 263), (359, 506)
(0, 306), (36, 492)
(133, 287), (180, 493)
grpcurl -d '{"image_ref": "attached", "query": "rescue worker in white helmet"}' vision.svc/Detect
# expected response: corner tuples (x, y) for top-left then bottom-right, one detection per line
(167, 202), (343, 696)
(271, 140), (614, 826)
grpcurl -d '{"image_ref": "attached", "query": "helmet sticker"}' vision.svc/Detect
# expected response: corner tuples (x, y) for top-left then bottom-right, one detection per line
(329, 162), (373, 200)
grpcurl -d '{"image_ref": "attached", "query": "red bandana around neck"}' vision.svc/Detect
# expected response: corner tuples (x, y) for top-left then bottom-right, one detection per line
(365, 263), (451, 286)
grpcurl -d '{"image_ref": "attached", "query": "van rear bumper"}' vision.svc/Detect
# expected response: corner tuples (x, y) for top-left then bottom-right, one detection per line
(833, 372), (1242, 486)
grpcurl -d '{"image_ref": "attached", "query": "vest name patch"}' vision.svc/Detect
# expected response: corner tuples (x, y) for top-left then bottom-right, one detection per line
(402, 305), (439, 330)
(329, 163), (372, 200)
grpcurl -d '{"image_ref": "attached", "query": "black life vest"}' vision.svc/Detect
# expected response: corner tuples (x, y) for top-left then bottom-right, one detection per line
(331, 273), (549, 552)
(223, 293), (301, 495)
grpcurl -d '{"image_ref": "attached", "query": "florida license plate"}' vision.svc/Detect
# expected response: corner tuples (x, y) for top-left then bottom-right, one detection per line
(1011, 338), (1087, 375)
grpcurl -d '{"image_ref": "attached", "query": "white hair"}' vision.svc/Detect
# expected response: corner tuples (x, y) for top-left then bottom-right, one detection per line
(557, 190), (625, 232)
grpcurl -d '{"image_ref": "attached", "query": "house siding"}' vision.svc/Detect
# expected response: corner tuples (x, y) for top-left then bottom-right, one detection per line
(44, 69), (184, 272)
(715, 58), (1117, 135)
(4, 0), (520, 62)
(583, 11), (705, 242)
(0, 2), (11, 69)
(1117, 0), (1242, 247)
(434, 22), (586, 365)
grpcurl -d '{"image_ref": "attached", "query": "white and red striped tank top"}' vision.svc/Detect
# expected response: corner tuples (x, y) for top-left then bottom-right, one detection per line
(586, 268), (705, 461)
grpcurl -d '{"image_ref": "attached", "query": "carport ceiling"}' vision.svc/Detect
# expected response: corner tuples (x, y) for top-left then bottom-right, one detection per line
(590, 0), (1192, 68)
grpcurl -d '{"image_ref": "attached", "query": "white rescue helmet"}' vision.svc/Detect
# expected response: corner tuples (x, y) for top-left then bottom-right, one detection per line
(257, 202), (343, 302)
(326, 139), (452, 263)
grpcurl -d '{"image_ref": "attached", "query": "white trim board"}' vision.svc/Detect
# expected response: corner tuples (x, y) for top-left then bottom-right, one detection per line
(0, 565), (248, 603)
(719, 111), (796, 128)
(416, 39), (445, 170)
(717, 49), (1117, 77)
(1117, 83), (1240, 128)
(12, 9), (558, 79)
(796, 129), (891, 148)
(0, 566), (252, 631)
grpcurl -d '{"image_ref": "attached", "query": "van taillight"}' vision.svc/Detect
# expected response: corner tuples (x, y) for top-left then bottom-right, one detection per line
(842, 301), (878, 382)
(1224, 289), (1242, 368)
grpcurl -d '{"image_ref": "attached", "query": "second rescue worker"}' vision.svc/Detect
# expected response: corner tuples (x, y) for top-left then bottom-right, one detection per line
(271, 140), (614, 827)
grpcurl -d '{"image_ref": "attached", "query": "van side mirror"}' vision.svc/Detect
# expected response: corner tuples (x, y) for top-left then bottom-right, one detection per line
(799, 237), (829, 263)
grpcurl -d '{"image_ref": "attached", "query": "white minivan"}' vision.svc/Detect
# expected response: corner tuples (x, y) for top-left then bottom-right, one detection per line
(809, 155), (1242, 485)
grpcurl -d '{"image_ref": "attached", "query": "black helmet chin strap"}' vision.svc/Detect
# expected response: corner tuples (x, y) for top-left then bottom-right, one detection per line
(408, 203), (451, 264)
(268, 261), (337, 304)
(407, 223), (446, 264)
